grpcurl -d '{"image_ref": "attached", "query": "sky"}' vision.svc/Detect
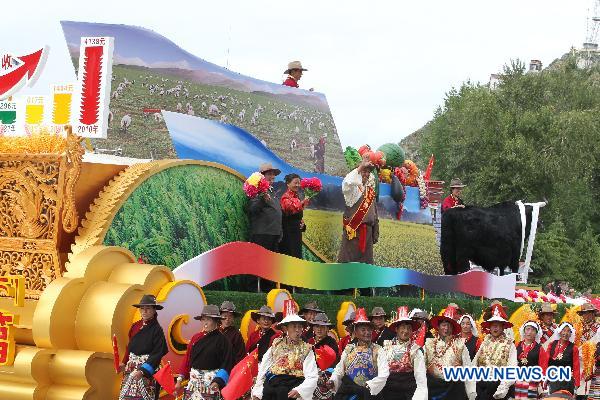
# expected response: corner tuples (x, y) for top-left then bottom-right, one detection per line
(2, 0), (593, 149)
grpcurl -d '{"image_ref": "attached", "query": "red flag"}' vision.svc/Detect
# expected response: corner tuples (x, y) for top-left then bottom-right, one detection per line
(112, 334), (120, 373)
(423, 154), (435, 182)
(415, 325), (427, 347)
(315, 345), (337, 370)
(153, 362), (176, 395)
(221, 349), (259, 400)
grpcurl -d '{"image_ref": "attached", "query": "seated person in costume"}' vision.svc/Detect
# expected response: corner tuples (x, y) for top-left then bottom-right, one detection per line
(339, 312), (356, 354)
(327, 308), (389, 399)
(220, 301), (246, 365)
(441, 178), (466, 213)
(472, 303), (517, 400)
(370, 307), (395, 346)
(538, 303), (558, 345)
(380, 306), (427, 400)
(300, 301), (324, 341)
(119, 294), (169, 400)
(458, 314), (480, 361)
(514, 320), (543, 400)
(251, 302), (319, 400)
(246, 305), (281, 361)
(337, 157), (379, 264)
(424, 304), (475, 400)
(540, 322), (581, 396)
(409, 309), (434, 345)
(175, 305), (234, 399)
(309, 313), (340, 400)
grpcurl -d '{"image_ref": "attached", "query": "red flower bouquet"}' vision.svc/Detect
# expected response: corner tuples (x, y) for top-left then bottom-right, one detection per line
(300, 177), (322, 199)
(243, 172), (270, 198)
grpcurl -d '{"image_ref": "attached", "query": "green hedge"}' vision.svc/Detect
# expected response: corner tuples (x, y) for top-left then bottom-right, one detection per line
(203, 290), (570, 325)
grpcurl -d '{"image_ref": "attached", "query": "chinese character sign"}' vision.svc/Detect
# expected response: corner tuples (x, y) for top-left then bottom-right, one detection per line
(0, 311), (17, 366)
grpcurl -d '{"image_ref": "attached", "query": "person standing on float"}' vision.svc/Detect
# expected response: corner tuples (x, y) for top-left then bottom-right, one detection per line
(118, 294), (168, 400)
(279, 172), (310, 259)
(282, 61), (308, 88)
(441, 178), (466, 213)
(337, 157), (379, 264)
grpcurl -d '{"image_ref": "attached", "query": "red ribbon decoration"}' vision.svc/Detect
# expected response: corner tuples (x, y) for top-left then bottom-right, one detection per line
(112, 334), (120, 373)
(358, 224), (367, 253)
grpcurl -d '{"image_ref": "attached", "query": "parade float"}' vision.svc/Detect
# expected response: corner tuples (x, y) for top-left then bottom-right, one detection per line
(0, 21), (553, 400)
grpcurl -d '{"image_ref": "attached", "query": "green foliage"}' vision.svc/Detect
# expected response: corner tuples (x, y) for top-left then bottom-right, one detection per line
(344, 146), (361, 170)
(105, 165), (250, 269)
(377, 143), (405, 169)
(419, 55), (600, 290)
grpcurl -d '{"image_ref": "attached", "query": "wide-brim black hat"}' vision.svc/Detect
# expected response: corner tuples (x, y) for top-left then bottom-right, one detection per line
(132, 294), (163, 310)
(220, 301), (241, 316)
(251, 306), (276, 322)
(194, 304), (224, 320)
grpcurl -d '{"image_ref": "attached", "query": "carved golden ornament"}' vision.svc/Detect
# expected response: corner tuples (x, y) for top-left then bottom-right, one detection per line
(0, 126), (84, 298)
(60, 126), (84, 234)
(0, 128), (68, 154)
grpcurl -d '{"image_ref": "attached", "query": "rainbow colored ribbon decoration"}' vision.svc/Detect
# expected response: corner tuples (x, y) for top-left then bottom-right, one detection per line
(174, 242), (516, 300)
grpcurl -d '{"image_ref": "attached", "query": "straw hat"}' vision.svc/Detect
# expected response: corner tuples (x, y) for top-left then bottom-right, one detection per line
(220, 301), (241, 316)
(449, 178), (466, 188)
(259, 162), (281, 176)
(194, 304), (224, 320)
(310, 313), (333, 327)
(132, 294), (163, 310)
(299, 301), (323, 315)
(430, 305), (461, 333)
(576, 303), (598, 315)
(284, 61), (308, 74)
(481, 303), (513, 330)
(369, 306), (388, 319)
(251, 305), (276, 322)
(389, 306), (420, 331)
(409, 308), (430, 321)
(538, 303), (558, 315)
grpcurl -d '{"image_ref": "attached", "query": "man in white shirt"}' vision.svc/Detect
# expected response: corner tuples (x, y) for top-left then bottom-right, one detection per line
(337, 157), (379, 264)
